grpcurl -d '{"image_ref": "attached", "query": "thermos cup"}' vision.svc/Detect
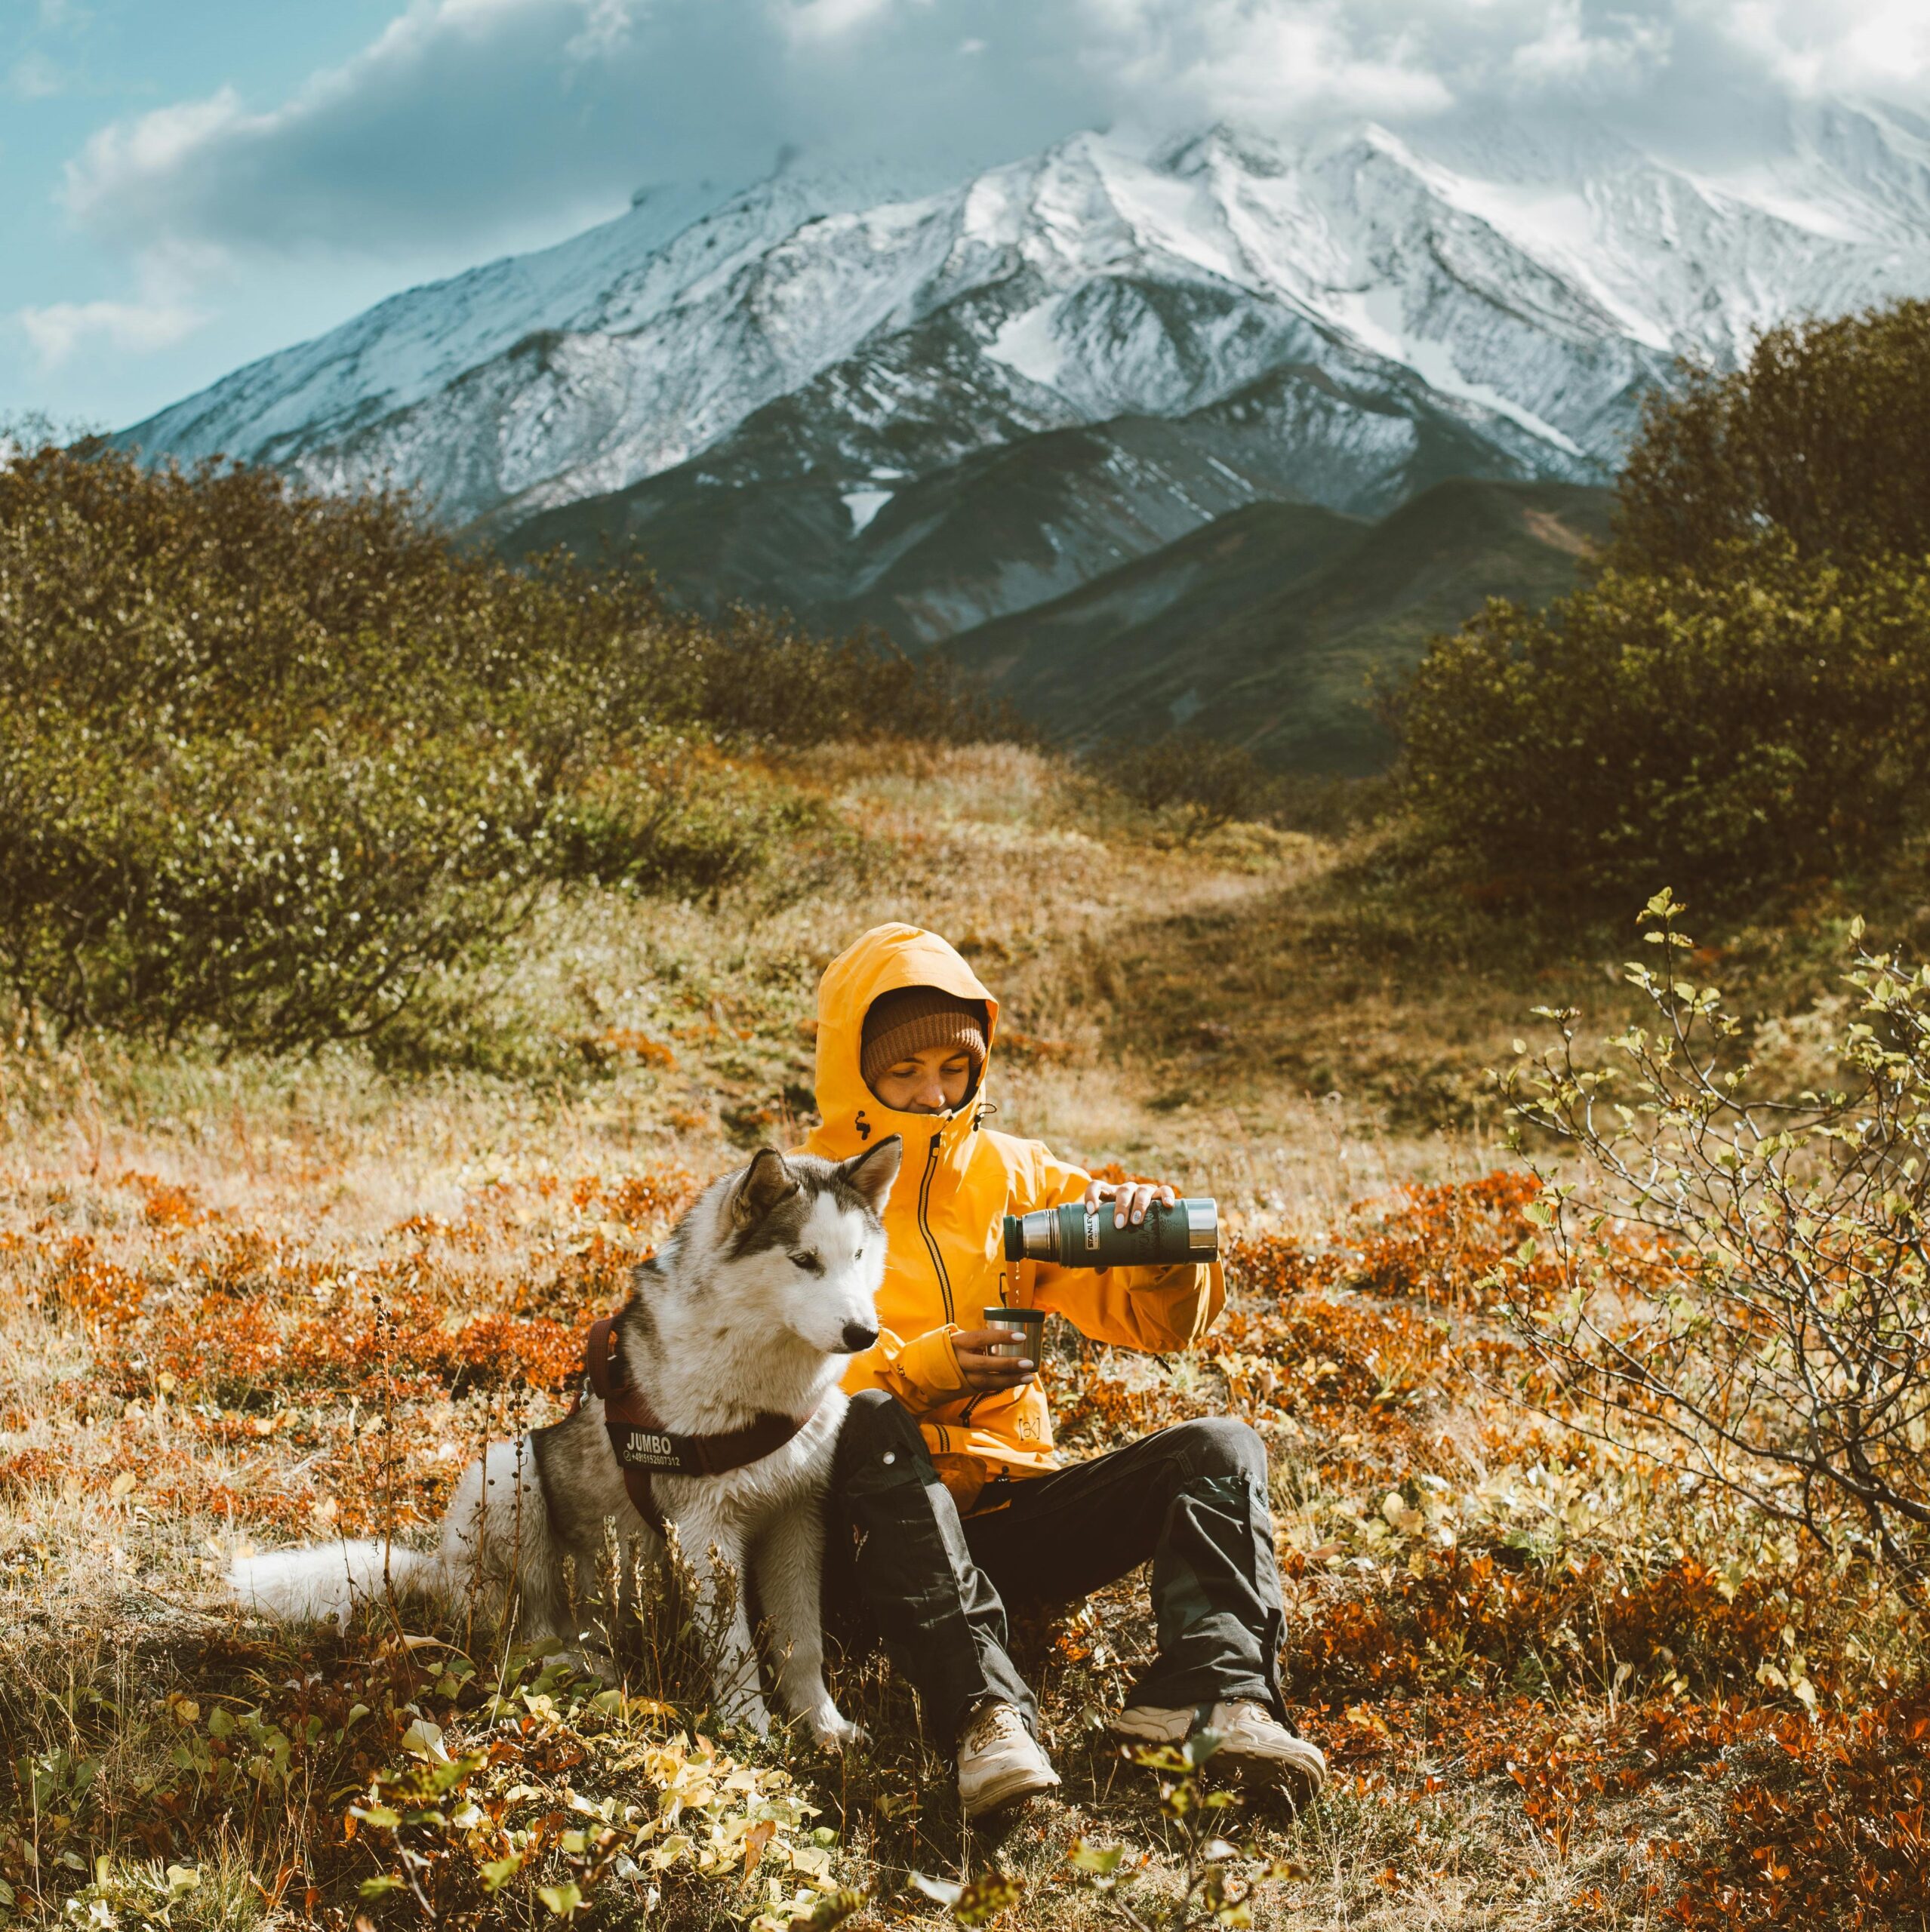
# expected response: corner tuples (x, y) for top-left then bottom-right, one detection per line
(982, 1304), (1046, 1362)
(1002, 1196), (1218, 1269)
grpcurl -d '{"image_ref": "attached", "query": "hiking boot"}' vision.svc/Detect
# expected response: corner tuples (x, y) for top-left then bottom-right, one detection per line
(1112, 1698), (1327, 1798)
(957, 1700), (1061, 1818)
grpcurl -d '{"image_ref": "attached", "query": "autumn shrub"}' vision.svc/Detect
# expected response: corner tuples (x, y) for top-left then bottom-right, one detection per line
(1291, 1547), (1793, 1700)
(1104, 730), (1275, 840)
(639, 601), (1017, 748)
(542, 743), (833, 897)
(1656, 1696), (1930, 1929)
(1501, 892), (1930, 1586)
(0, 444), (999, 1051)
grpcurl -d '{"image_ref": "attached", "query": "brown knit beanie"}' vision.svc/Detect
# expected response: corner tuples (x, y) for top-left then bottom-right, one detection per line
(860, 987), (988, 1094)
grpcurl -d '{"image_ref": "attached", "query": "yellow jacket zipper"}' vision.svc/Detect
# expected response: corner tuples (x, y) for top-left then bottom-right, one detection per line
(916, 1130), (954, 1324)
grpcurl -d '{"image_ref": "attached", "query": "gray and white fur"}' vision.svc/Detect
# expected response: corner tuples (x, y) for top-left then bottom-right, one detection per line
(229, 1137), (902, 1747)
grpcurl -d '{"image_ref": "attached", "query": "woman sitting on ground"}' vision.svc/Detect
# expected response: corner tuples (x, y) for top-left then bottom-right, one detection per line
(803, 922), (1328, 1817)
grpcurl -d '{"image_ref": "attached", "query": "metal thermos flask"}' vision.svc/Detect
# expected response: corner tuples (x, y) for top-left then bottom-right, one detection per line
(1002, 1197), (1218, 1269)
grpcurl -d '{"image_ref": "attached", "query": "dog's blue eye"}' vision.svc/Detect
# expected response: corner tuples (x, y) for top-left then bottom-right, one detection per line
(790, 1252), (823, 1273)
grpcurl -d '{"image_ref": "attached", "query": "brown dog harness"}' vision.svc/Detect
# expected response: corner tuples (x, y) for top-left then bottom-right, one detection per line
(577, 1315), (815, 1539)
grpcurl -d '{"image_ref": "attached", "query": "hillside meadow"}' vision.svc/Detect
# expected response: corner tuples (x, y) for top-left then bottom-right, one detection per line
(5, 737), (1926, 1932)
(11, 303), (1930, 1930)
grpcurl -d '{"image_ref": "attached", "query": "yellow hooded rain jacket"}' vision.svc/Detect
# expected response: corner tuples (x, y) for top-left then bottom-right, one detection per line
(805, 923), (1225, 1511)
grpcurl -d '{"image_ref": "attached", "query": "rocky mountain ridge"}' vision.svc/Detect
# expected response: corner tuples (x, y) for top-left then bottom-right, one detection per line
(124, 102), (1930, 539)
(116, 100), (1930, 761)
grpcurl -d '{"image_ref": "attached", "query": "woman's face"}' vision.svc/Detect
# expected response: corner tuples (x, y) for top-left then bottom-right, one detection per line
(870, 1042), (976, 1115)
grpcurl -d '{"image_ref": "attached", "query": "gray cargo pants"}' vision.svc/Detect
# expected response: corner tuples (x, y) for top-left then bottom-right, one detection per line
(832, 1389), (1288, 1744)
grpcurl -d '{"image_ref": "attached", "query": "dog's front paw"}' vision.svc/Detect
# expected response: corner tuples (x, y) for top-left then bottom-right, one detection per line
(809, 1706), (866, 1752)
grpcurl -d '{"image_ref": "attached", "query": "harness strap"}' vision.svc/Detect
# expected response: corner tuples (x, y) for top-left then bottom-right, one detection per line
(576, 1314), (814, 1540)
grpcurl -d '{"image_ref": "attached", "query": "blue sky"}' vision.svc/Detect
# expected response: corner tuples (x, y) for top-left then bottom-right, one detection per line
(2, 2), (414, 428)
(7, 0), (1928, 434)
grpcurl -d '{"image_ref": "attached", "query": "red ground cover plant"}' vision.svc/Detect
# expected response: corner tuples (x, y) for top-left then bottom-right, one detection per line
(1056, 1175), (1926, 1926)
(1651, 1698), (1930, 1927)
(1289, 1547), (1793, 1698)
(3, 1166), (1925, 1927)
(11, 1168), (671, 1541)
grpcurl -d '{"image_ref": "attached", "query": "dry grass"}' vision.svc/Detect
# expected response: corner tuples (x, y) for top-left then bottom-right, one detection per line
(3, 743), (1925, 1930)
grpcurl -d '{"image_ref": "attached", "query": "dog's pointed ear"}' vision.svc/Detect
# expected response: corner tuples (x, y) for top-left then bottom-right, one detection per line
(841, 1133), (903, 1216)
(732, 1147), (799, 1229)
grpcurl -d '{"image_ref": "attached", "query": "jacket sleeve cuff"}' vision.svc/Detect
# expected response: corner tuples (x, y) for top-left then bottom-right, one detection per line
(890, 1326), (968, 1407)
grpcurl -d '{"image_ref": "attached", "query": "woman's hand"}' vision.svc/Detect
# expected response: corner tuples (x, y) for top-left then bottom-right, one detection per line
(1082, 1177), (1178, 1229)
(953, 1327), (1039, 1393)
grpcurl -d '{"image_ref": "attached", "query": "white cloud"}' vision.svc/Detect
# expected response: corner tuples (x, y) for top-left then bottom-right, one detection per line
(48, 0), (1930, 277)
(564, 0), (636, 61)
(1718, 0), (1930, 95)
(18, 298), (207, 368)
(61, 0), (820, 256)
(1080, 1), (1457, 127)
(1507, 1), (1672, 88)
(65, 88), (248, 226)
(783, 0), (901, 43)
(8, 51), (69, 98)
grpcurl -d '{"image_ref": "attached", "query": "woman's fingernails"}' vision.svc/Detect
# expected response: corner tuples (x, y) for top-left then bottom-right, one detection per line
(1019, 1358), (1033, 1371)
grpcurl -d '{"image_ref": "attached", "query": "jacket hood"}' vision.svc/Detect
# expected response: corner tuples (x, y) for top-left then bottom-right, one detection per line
(810, 924), (999, 1161)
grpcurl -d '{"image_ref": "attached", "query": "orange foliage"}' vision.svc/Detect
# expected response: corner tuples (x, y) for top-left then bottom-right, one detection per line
(585, 1026), (678, 1070)
(11, 1168), (691, 1540)
(7, 1164), (1923, 1928)
(1652, 1700), (1930, 1927)
(1292, 1549), (1791, 1699)
(0, 1447), (69, 1496)
(1225, 1171), (1584, 1312)
(587, 1168), (699, 1226)
(121, 1171), (208, 1229)
(999, 1030), (1076, 1065)
(32, 1237), (147, 1329)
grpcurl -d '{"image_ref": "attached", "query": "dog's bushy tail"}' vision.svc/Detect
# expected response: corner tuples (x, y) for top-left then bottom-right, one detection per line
(229, 1540), (439, 1629)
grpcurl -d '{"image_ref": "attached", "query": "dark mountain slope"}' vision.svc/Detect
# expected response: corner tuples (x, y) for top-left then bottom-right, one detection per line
(944, 479), (1614, 772)
(491, 352), (1562, 645)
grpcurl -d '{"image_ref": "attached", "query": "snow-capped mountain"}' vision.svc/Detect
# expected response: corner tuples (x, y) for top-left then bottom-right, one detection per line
(121, 99), (1930, 645)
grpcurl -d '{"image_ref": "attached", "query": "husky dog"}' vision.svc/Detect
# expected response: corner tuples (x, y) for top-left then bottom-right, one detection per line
(230, 1137), (902, 1746)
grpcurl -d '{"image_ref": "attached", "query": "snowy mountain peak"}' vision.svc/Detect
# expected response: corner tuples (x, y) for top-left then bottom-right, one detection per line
(120, 103), (1930, 552)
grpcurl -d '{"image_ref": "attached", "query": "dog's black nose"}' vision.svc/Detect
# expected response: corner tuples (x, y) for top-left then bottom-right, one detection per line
(840, 1321), (879, 1352)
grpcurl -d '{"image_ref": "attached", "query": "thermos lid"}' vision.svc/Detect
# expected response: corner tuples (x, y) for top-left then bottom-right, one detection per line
(1185, 1198), (1218, 1254)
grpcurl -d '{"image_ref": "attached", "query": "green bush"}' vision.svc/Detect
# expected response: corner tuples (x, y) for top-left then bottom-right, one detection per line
(1502, 893), (1930, 1583)
(1106, 731), (1274, 840)
(640, 604), (1015, 748)
(1393, 298), (1930, 907)
(1391, 546), (1930, 903)
(543, 744), (830, 897)
(0, 718), (553, 1051)
(0, 443), (999, 1050)
(1612, 298), (1930, 576)
(1103, 730), (1389, 843)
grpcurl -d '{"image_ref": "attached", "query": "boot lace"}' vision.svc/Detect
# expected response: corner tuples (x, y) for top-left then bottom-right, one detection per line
(963, 1702), (1028, 1752)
